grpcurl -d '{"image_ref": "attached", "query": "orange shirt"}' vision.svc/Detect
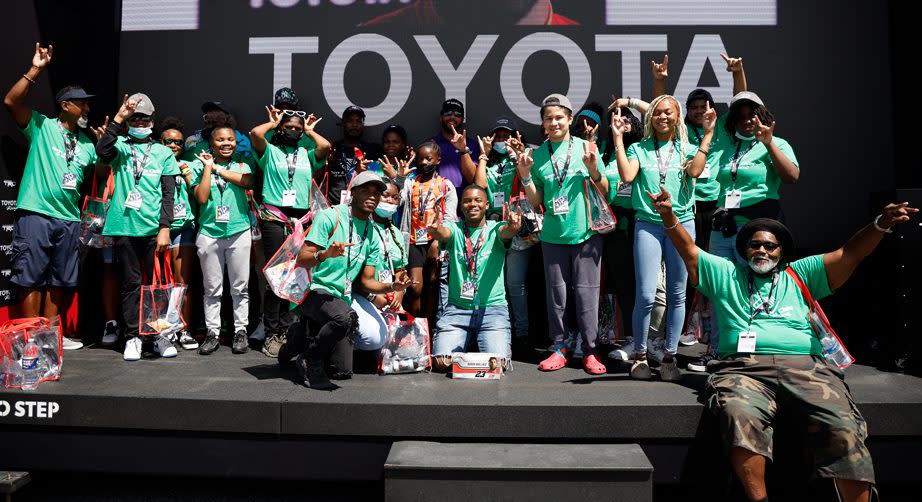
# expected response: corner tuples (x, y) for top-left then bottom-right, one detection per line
(409, 175), (447, 244)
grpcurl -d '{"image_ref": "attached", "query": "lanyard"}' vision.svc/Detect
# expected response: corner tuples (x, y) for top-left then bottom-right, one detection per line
(652, 139), (677, 186)
(691, 126), (702, 144)
(374, 223), (404, 278)
(174, 175), (185, 197)
(416, 176), (439, 219)
(284, 147), (299, 186)
(463, 224), (486, 279)
(548, 138), (573, 187)
(214, 162), (232, 200)
(747, 272), (779, 326)
(129, 142), (153, 187)
(494, 158), (510, 179)
(730, 138), (758, 184)
(345, 209), (371, 269)
(58, 121), (76, 168)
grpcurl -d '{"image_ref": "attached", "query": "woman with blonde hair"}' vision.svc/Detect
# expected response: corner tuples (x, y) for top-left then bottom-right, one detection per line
(611, 94), (713, 380)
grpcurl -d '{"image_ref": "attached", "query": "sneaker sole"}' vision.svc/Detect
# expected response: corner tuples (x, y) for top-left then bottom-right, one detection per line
(181, 344), (199, 350)
(686, 365), (707, 373)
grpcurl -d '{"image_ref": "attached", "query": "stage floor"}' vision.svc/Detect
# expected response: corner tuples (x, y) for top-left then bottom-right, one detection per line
(2, 345), (921, 440)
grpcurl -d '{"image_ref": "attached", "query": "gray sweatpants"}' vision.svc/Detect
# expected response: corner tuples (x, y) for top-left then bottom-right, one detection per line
(542, 234), (603, 353)
(196, 230), (251, 334)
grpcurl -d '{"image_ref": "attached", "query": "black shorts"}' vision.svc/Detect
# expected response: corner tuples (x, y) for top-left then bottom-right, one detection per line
(10, 210), (81, 288)
(408, 243), (432, 269)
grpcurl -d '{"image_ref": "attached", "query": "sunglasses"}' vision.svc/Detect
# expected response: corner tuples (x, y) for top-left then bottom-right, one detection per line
(281, 109), (307, 118)
(441, 111), (463, 118)
(161, 138), (183, 146)
(748, 240), (780, 252)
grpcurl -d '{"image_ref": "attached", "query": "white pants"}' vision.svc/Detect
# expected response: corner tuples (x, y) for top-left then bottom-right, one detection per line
(196, 231), (251, 333)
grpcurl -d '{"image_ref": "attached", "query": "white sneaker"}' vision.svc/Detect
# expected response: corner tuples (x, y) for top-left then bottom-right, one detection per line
(123, 337), (142, 361)
(607, 349), (629, 361)
(101, 321), (119, 346)
(153, 335), (178, 358)
(62, 337), (84, 350)
(178, 332), (199, 350)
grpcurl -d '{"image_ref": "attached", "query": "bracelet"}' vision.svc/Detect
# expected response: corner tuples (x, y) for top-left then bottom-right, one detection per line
(367, 293), (376, 302)
(479, 154), (489, 162)
(664, 219), (679, 230)
(873, 214), (893, 234)
(21, 74), (36, 85)
(315, 250), (325, 263)
(520, 175), (533, 186)
(460, 149), (471, 156)
(697, 147), (709, 156)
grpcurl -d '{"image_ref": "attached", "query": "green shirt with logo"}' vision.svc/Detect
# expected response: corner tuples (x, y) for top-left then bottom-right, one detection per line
(625, 138), (697, 224)
(530, 137), (595, 245)
(189, 156), (252, 239)
(305, 204), (382, 302)
(371, 221), (408, 282)
(255, 142), (323, 210)
(171, 159), (196, 231)
(103, 138), (179, 237)
(444, 220), (508, 309)
(17, 111), (98, 222)
(484, 157), (517, 217)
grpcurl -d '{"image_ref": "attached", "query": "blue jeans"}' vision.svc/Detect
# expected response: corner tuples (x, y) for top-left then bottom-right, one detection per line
(350, 294), (388, 351)
(437, 252), (449, 319)
(632, 219), (695, 355)
(433, 304), (511, 359)
(505, 246), (532, 339)
(706, 229), (746, 356)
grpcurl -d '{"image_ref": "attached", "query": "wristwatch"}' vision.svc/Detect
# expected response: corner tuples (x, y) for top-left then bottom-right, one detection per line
(459, 148), (471, 155)
(367, 293), (377, 302)
(314, 250), (326, 263)
(873, 214), (893, 234)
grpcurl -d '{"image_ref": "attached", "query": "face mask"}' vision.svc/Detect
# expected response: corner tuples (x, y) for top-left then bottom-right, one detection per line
(76, 116), (88, 129)
(492, 141), (507, 154)
(279, 128), (302, 145)
(418, 162), (437, 174)
(735, 131), (755, 141)
(374, 202), (398, 218)
(128, 127), (152, 139)
(748, 255), (779, 275)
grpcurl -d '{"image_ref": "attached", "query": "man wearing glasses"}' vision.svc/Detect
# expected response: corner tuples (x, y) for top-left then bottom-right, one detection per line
(428, 99), (480, 192)
(646, 187), (917, 502)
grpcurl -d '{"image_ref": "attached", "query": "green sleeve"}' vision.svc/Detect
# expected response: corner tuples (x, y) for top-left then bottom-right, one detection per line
(445, 222), (461, 252)
(695, 250), (736, 299)
(305, 208), (336, 247)
(308, 148), (324, 173)
(22, 110), (45, 140)
(789, 254), (832, 300)
(774, 137), (799, 168)
(162, 154), (180, 176)
(239, 159), (253, 174)
(625, 142), (640, 162)
(189, 161), (204, 187)
(364, 228), (383, 267)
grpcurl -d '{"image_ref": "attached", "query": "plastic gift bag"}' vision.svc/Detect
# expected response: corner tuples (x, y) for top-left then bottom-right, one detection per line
(312, 174), (331, 215)
(597, 294), (623, 346)
(786, 268), (854, 368)
(0, 316), (63, 389)
(263, 214), (313, 304)
(79, 172), (114, 248)
(378, 313), (431, 374)
(506, 193), (543, 251)
(246, 189), (262, 241)
(139, 252), (187, 336)
(584, 179), (617, 234)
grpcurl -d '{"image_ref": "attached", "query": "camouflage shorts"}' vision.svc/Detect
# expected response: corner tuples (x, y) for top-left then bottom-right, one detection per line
(705, 354), (875, 483)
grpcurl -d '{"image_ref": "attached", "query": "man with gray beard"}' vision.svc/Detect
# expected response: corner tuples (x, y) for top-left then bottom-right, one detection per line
(646, 187), (916, 502)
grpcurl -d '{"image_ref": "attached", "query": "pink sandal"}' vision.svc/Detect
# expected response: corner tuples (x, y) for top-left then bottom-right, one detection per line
(538, 351), (568, 371)
(582, 354), (607, 375)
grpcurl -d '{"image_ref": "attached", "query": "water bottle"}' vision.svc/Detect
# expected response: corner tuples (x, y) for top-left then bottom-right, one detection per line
(20, 341), (41, 390)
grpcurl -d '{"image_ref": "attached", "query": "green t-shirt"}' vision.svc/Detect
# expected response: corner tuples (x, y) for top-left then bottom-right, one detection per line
(305, 204), (382, 302)
(602, 162), (633, 231)
(484, 158), (517, 217)
(530, 137), (595, 245)
(444, 220), (508, 309)
(17, 111), (98, 221)
(696, 251), (831, 359)
(625, 138), (697, 224)
(687, 115), (728, 202)
(713, 135), (799, 222)
(255, 142), (323, 210)
(371, 221), (408, 282)
(103, 138), (180, 237)
(170, 159), (196, 231)
(189, 157), (252, 239)
(264, 129), (317, 151)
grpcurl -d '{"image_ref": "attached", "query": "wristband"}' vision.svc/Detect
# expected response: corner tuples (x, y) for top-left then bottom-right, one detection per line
(697, 147), (709, 156)
(520, 175), (533, 186)
(663, 219), (679, 230)
(873, 214), (893, 234)
(22, 74), (37, 85)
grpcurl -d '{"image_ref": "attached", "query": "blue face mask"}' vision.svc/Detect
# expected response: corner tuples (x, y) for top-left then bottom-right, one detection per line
(492, 141), (507, 154)
(374, 202), (398, 218)
(128, 126), (153, 139)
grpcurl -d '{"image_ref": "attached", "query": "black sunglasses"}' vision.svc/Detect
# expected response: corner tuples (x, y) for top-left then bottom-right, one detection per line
(748, 240), (780, 252)
(161, 138), (183, 146)
(441, 111), (463, 118)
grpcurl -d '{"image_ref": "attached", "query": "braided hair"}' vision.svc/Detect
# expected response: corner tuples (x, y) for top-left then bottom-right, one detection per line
(642, 95), (693, 198)
(725, 102), (775, 139)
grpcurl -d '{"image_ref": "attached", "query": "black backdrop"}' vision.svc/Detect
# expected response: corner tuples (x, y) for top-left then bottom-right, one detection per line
(0, 1), (917, 362)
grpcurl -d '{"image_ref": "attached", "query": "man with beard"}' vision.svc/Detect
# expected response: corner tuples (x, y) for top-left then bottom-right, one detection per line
(182, 100), (252, 161)
(3, 43), (99, 350)
(647, 187), (917, 502)
(324, 105), (383, 205)
(429, 99), (480, 192)
(361, 0), (577, 26)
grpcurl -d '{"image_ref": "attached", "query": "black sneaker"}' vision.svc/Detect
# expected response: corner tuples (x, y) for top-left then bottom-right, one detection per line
(630, 359), (653, 380)
(687, 352), (716, 373)
(295, 354), (337, 391)
(199, 332), (220, 355)
(277, 332), (307, 367)
(232, 330), (249, 354)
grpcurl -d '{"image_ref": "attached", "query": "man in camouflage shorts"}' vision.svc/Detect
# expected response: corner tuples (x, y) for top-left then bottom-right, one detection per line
(645, 187), (917, 501)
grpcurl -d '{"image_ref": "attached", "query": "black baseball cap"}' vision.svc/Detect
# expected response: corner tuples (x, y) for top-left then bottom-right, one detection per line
(492, 116), (518, 133)
(55, 86), (94, 103)
(274, 87), (299, 108)
(440, 98), (464, 117)
(201, 101), (230, 114)
(341, 105), (365, 120)
(686, 89), (715, 107)
(383, 124), (407, 142)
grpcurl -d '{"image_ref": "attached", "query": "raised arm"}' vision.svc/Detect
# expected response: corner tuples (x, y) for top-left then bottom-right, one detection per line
(215, 165), (252, 189)
(303, 114), (330, 159)
(648, 187), (700, 285)
(610, 109), (640, 183)
(651, 55), (668, 99)
(451, 124), (477, 184)
(4, 43), (52, 128)
(584, 138), (609, 194)
(192, 153), (214, 205)
(609, 95), (649, 116)
(512, 147), (543, 208)
(426, 218), (452, 245)
(753, 117), (799, 183)
(823, 203), (918, 291)
(249, 106), (283, 157)
(474, 134), (494, 188)
(97, 94), (139, 164)
(687, 106), (717, 178)
(498, 203), (522, 243)
(721, 54), (748, 96)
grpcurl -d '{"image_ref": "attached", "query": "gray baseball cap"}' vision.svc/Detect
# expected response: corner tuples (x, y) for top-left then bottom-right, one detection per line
(729, 91), (764, 108)
(350, 171), (387, 191)
(128, 93), (155, 116)
(541, 93), (573, 112)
